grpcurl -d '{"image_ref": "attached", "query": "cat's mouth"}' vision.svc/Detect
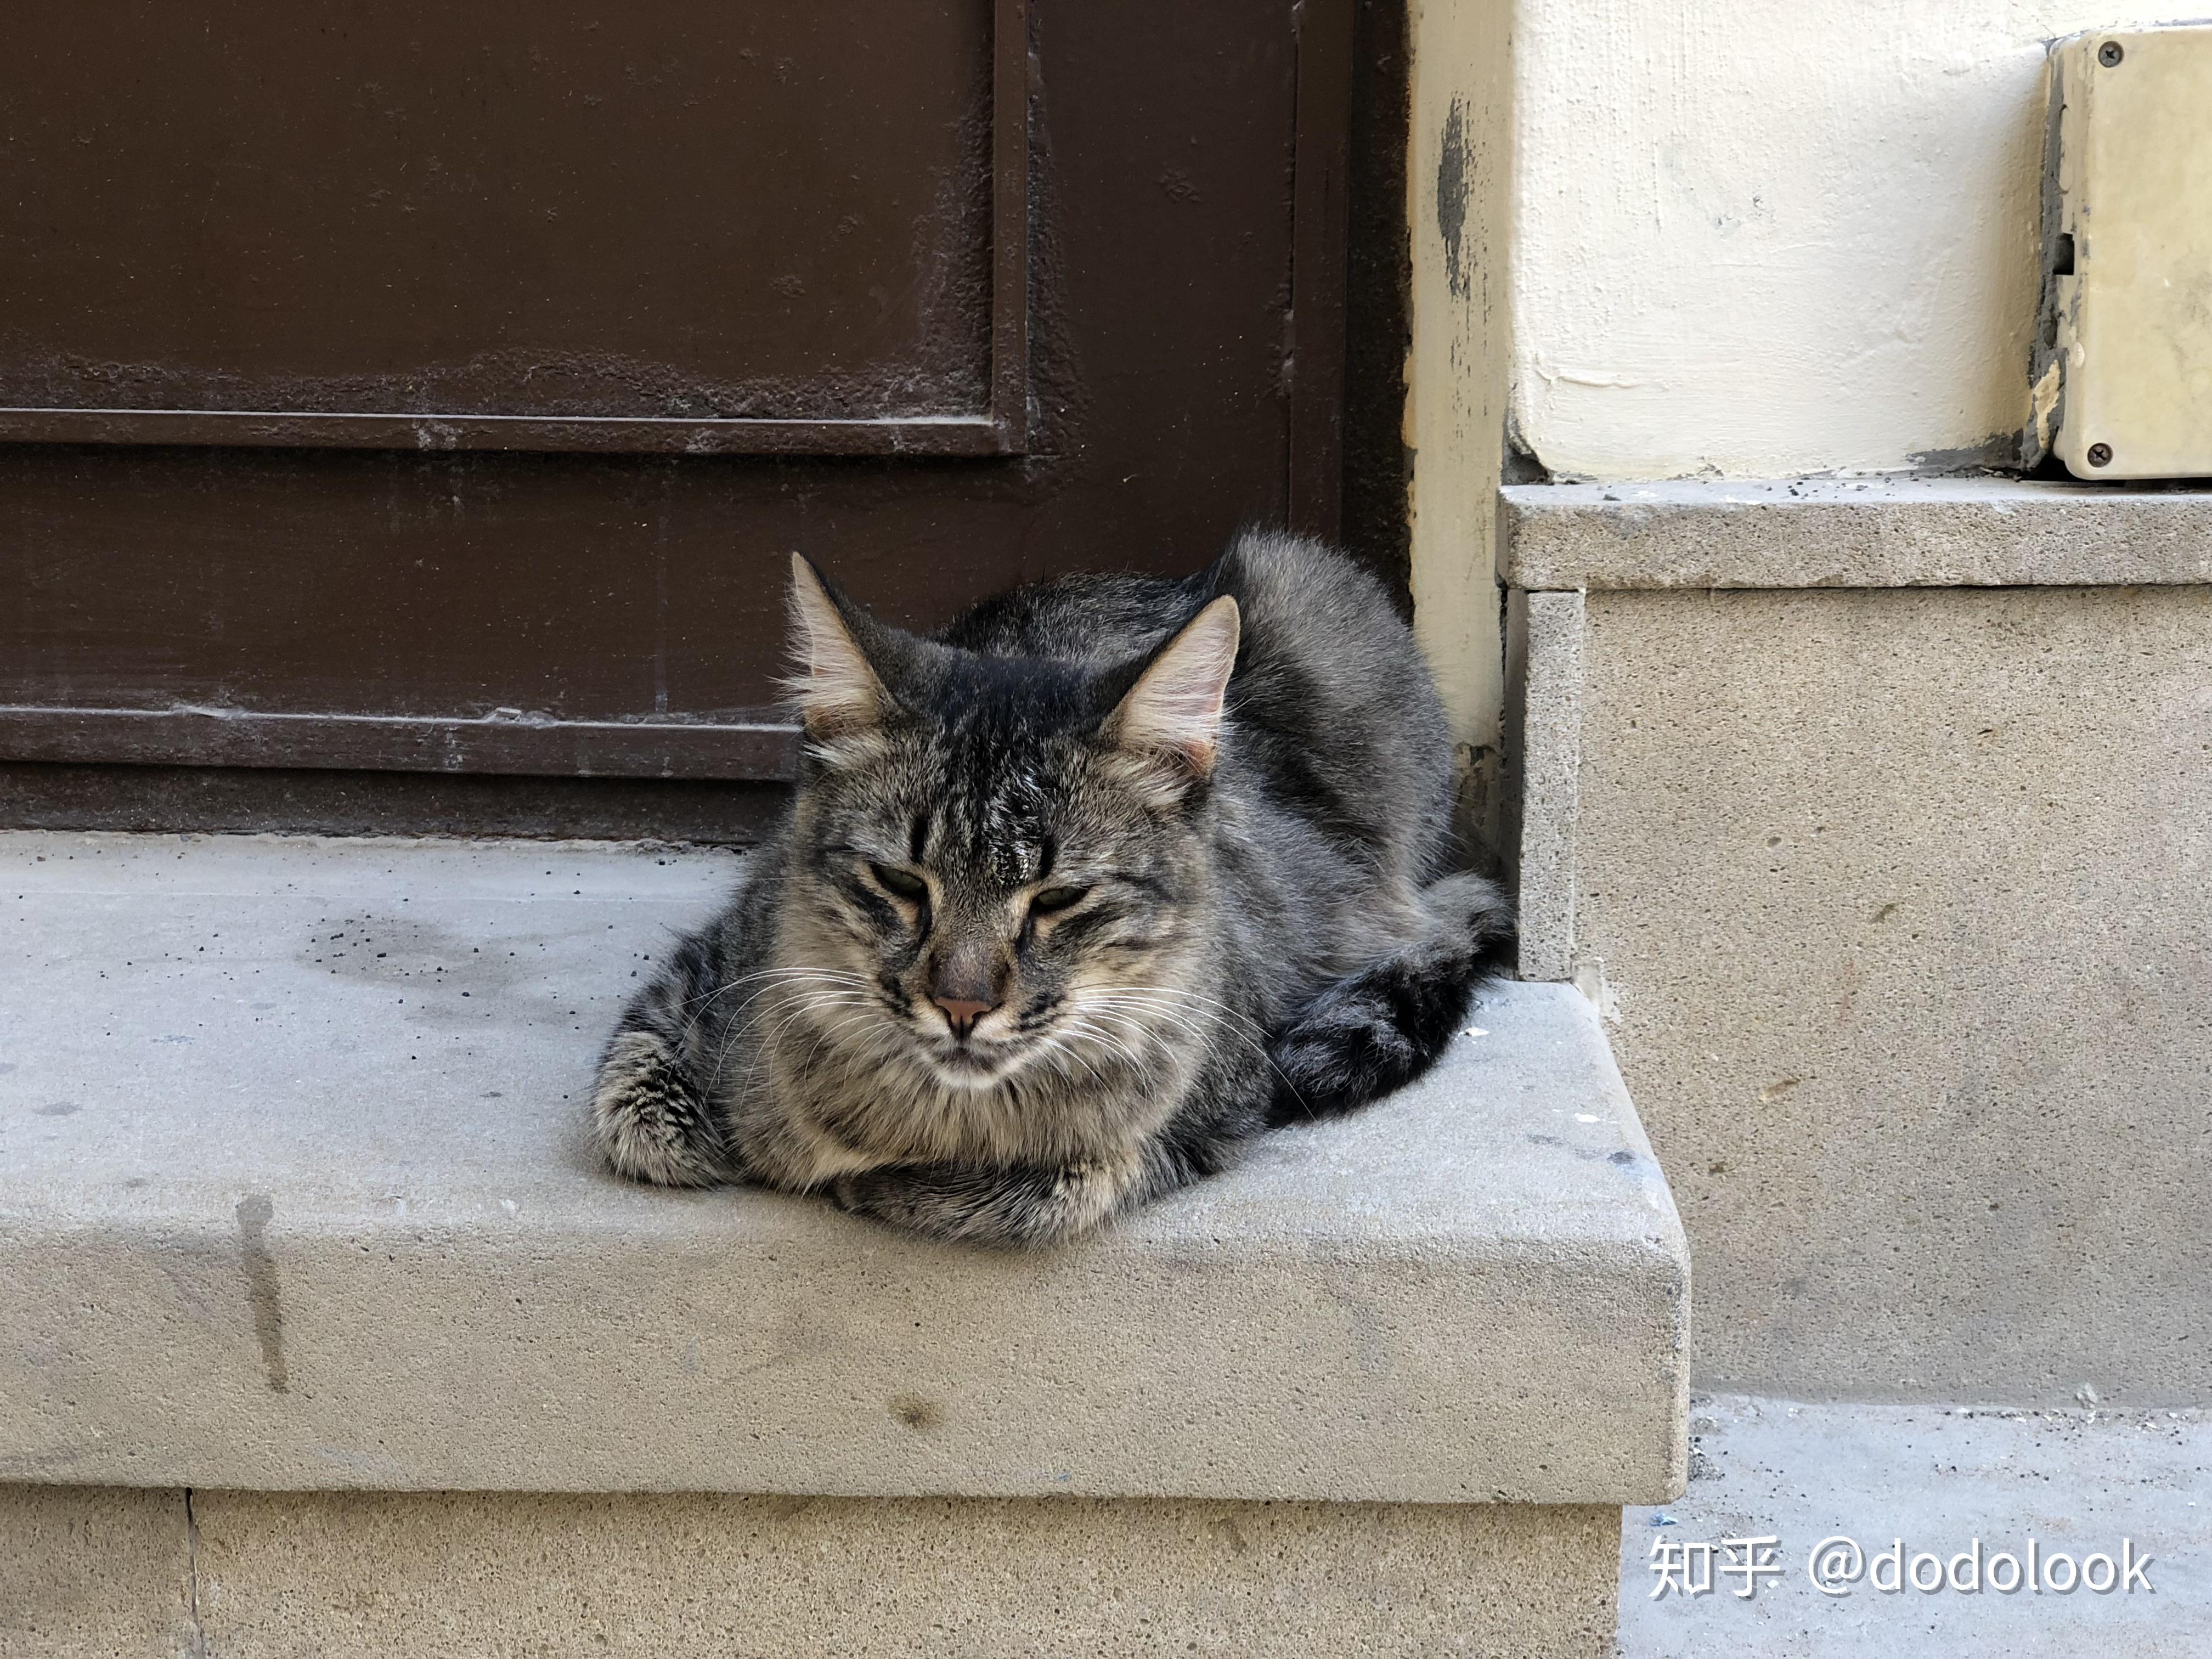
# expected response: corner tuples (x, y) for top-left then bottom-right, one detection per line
(925, 1038), (1019, 1090)
(906, 996), (1101, 1092)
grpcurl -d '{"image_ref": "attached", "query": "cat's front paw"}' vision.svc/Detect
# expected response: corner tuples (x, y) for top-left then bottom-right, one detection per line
(828, 1166), (934, 1231)
(592, 1031), (729, 1188)
(828, 1163), (1038, 1244)
(827, 1160), (1130, 1246)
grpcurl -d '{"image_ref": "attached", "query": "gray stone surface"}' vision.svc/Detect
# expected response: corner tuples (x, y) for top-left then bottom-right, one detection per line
(1617, 1395), (2211, 1658)
(0, 1485), (195, 1658)
(1530, 587), (2212, 1402)
(184, 1491), (1617, 1659)
(1501, 477), (2212, 591)
(1510, 590), (1585, 983)
(0, 831), (1689, 1502)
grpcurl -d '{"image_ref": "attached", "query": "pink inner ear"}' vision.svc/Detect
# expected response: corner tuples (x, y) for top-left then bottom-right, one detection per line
(1115, 596), (1240, 768)
(783, 554), (883, 732)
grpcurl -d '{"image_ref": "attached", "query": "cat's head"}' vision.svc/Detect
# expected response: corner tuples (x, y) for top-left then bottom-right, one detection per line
(771, 555), (1238, 1094)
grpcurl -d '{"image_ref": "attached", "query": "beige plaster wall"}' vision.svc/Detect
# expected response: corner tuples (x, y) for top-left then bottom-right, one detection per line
(1511, 0), (2192, 481)
(1408, 0), (1514, 774)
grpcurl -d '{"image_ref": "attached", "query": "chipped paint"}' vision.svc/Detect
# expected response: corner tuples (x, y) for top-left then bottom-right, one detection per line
(1436, 95), (1474, 302)
(1407, 0), (1513, 760)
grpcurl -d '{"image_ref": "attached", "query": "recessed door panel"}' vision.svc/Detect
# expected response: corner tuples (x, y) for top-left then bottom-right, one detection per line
(0, 1), (1351, 787)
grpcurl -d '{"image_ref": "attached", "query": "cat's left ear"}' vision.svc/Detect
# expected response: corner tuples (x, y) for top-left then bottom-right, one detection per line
(782, 553), (891, 740)
(1105, 595), (1240, 784)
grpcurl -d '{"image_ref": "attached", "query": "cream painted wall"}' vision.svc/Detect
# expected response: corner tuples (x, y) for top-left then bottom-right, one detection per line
(1511, 1), (2185, 482)
(1408, 0), (1514, 769)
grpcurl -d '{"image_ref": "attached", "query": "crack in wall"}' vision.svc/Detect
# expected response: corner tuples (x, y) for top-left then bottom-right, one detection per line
(184, 1488), (208, 1659)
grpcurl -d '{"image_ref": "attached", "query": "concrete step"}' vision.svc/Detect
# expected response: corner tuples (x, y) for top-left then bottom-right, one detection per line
(1499, 480), (2212, 1407)
(1615, 1393), (2211, 1658)
(0, 830), (1690, 1658)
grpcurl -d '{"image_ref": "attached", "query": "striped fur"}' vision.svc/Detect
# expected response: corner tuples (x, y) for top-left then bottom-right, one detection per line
(591, 531), (1511, 1244)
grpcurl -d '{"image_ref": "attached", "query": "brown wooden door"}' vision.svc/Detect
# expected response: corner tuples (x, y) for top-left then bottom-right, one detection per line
(0, 1), (1358, 833)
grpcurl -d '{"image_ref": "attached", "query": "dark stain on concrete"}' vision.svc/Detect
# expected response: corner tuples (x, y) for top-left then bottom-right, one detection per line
(296, 911), (561, 1030)
(1530, 1131), (1646, 1173)
(234, 1193), (290, 1393)
(0, 1444), (93, 1478)
(889, 1394), (943, 1431)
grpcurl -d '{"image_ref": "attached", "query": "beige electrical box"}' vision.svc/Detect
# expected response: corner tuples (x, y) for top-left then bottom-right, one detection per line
(2034, 26), (2212, 479)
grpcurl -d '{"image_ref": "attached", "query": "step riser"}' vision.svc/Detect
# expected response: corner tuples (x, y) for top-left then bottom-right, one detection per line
(3, 1485), (1621, 1659)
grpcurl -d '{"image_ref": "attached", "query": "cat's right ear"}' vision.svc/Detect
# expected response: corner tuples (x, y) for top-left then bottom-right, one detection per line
(783, 553), (889, 741)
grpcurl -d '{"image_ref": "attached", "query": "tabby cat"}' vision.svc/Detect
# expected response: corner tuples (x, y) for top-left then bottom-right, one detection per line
(591, 530), (1511, 1244)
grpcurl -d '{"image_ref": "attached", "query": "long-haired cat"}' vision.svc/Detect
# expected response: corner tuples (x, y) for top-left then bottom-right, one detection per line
(591, 530), (1511, 1244)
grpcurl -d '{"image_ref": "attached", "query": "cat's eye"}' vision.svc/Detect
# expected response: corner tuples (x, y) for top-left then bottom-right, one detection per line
(1029, 884), (1090, 916)
(870, 863), (930, 902)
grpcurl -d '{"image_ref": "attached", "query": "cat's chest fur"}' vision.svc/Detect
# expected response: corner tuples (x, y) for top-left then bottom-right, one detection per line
(736, 1011), (1194, 1187)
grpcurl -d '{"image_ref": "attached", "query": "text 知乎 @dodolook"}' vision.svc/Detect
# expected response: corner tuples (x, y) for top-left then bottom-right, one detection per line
(1649, 1533), (2155, 1600)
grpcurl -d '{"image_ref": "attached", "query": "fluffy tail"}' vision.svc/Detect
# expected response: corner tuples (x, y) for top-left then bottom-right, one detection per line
(1266, 872), (1515, 1125)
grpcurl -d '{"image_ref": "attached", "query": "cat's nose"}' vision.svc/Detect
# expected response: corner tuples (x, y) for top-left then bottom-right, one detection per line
(932, 996), (997, 1039)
